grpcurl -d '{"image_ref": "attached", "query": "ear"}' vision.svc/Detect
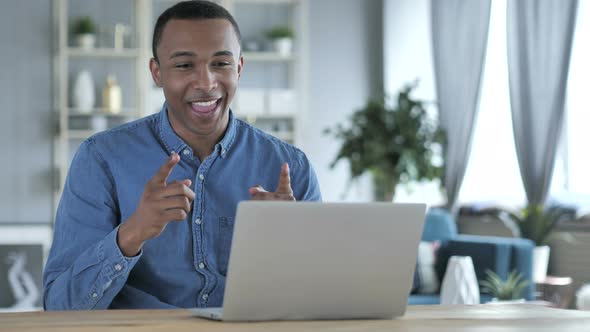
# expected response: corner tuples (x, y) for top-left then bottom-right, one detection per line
(149, 58), (162, 87)
(237, 55), (244, 80)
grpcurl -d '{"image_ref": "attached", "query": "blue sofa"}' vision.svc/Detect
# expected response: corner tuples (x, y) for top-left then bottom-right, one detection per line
(408, 208), (535, 305)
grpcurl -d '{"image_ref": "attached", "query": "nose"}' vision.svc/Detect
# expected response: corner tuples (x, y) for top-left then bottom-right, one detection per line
(191, 65), (217, 93)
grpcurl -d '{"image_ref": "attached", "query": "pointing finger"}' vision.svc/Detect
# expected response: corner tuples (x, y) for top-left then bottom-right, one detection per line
(150, 152), (180, 186)
(276, 163), (293, 195)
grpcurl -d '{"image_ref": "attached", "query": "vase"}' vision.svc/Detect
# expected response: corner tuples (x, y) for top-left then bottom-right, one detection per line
(440, 256), (480, 305)
(533, 245), (550, 283)
(102, 74), (122, 114)
(72, 70), (95, 113)
(372, 171), (396, 202)
(576, 284), (590, 310)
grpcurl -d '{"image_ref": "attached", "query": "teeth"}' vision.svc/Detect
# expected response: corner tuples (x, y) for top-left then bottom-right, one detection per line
(192, 100), (217, 107)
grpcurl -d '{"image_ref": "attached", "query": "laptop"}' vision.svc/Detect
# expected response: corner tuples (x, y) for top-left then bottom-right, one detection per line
(191, 201), (426, 321)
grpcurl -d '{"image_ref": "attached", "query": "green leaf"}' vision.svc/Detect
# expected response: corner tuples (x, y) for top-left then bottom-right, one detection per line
(480, 269), (529, 300)
(323, 81), (446, 200)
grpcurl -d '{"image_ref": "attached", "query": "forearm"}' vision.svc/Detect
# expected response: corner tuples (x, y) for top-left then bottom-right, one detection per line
(43, 226), (141, 310)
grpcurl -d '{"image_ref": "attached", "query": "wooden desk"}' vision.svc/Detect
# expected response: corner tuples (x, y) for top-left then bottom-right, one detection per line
(1, 304), (590, 332)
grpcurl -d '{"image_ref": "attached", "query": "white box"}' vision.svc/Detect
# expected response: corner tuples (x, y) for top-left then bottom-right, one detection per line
(268, 89), (297, 115)
(234, 88), (266, 116)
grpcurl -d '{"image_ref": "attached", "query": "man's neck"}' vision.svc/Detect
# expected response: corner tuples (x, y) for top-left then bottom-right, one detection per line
(189, 135), (220, 161)
(167, 110), (229, 162)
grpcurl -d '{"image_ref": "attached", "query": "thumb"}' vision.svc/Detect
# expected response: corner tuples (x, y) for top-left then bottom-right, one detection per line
(276, 163), (293, 194)
(249, 185), (267, 195)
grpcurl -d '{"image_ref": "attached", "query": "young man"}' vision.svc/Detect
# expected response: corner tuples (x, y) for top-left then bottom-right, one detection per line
(43, 0), (321, 310)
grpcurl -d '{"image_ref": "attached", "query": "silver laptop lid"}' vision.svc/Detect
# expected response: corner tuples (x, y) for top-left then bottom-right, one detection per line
(221, 202), (426, 321)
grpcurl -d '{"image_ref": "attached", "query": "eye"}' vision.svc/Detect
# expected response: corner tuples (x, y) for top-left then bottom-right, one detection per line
(213, 61), (232, 68)
(174, 63), (193, 70)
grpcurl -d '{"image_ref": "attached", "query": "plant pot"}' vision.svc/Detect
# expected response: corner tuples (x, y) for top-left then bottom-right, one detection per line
(271, 38), (293, 56)
(76, 33), (96, 50)
(533, 245), (551, 283)
(372, 171), (396, 202)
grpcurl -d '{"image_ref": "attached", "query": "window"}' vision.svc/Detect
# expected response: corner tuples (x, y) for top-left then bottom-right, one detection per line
(390, 0), (588, 207)
(459, 0), (590, 207)
(458, 0), (526, 207)
(560, 0), (590, 197)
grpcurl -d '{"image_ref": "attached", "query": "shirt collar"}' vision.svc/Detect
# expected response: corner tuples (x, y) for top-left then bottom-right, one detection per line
(157, 102), (237, 158)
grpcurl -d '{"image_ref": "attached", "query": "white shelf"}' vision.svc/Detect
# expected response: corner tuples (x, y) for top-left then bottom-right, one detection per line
(238, 113), (296, 120)
(67, 130), (98, 140)
(234, 0), (298, 4)
(53, 0), (151, 202)
(66, 47), (141, 58)
(243, 51), (295, 62)
(67, 108), (136, 117)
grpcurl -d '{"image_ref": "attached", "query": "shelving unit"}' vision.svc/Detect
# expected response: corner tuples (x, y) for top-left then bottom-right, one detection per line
(241, 51), (295, 62)
(222, 0), (308, 146)
(65, 47), (141, 58)
(52, 0), (152, 203)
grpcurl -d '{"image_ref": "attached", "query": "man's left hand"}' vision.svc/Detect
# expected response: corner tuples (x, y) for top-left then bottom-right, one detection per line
(248, 163), (295, 201)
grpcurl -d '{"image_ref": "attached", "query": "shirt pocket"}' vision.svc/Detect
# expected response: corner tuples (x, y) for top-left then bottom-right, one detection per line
(218, 216), (235, 275)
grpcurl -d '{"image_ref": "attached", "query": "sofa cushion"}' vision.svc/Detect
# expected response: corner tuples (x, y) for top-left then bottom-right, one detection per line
(422, 208), (457, 242)
(435, 235), (512, 285)
(408, 294), (441, 305)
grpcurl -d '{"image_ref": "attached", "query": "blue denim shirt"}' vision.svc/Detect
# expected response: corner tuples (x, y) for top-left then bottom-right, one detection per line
(43, 105), (322, 310)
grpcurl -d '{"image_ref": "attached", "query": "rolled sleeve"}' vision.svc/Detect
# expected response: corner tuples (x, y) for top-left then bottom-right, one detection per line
(79, 226), (142, 309)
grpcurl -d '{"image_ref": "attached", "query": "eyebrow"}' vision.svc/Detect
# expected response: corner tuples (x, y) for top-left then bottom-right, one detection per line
(169, 50), (234, 59)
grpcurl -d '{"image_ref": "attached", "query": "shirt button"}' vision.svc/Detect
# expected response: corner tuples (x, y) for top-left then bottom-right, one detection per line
(114, 264), (122, 271)
(92, 293), (98, 298)
(221, 149), (226, 155)
(199, 174), (204, 181)
(202, 293), (209, 301)
(198, 262), (205, 269)
(183, 149), (191, 156)
(195, 218), (202, 225)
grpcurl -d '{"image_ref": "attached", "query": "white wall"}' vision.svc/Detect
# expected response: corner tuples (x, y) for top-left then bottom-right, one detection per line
(382, 0), (444, 204)
(0, 1), (54, 223)
(384, 0), (434, 100)
(303, 0), (383, 202)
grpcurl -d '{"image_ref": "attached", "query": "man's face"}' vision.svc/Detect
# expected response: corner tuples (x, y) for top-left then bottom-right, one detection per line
(150, 18), (243, 140)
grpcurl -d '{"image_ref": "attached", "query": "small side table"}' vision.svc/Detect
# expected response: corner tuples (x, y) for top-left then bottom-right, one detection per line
(536, 276), (574, 308)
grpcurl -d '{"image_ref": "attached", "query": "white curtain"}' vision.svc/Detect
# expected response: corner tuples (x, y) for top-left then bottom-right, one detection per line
(507, 0), (578, 205)
(431, 0), (491, 210)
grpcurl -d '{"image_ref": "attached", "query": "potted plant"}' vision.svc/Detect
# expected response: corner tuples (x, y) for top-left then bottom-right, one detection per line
(478, 204), (574, 282)
(265, 25), (294, 56)
(71, 16), (97, 50)
(480, 269), (529, 302)
(324, 82), (446, 201)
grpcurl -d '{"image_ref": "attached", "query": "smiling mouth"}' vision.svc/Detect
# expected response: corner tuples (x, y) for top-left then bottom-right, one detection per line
(189, 98), (222, 115)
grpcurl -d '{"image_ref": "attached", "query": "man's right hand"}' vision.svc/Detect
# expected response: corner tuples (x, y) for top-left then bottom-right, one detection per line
(117, 152), (195, 257)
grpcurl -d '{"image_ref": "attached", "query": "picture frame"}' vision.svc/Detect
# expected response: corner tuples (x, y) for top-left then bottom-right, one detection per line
(0, 224), (52, 312)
